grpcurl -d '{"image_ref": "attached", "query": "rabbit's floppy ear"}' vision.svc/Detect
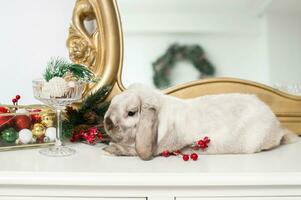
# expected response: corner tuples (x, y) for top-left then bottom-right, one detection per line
(135, 105), (158, 160)
(129, 85), (161, 160)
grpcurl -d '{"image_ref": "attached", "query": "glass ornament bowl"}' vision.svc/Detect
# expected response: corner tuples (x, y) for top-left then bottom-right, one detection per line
(0, 105), (55, 150)
(32, 78), (86, 157)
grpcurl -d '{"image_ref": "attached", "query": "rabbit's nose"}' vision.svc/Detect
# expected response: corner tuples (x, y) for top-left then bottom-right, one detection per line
(105, 116), (114, 131)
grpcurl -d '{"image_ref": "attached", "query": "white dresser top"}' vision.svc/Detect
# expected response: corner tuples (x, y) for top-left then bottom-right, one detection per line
(1, 141), (301, 187)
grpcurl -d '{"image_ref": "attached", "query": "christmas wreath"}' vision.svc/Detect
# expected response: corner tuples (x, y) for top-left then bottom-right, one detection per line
(152, 43), (215, 89)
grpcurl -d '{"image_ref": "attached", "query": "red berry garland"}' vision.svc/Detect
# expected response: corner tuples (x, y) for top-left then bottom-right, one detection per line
(173, 149), (181, 156)
(70, 127), (105, 145)
(182, 154), (190, 161)
(161, 136), (210, 162)
(196, 136), (210, 150)
(162, 150), (170, 157)
(190, 153), (198, 161)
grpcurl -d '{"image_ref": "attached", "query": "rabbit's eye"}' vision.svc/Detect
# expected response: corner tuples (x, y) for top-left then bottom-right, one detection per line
(128, 111), (136, 117)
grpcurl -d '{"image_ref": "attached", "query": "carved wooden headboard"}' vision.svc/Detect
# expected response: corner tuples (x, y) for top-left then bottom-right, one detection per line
(67, 0), (301, 134)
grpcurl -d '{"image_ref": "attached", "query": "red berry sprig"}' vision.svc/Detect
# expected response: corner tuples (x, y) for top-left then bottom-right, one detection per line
(190, 153), (198, 161)
(182, 154), (190, 161)
(161, 136), (210, 162)
(194, 136), (211, 151)
(162, 150), (170, 157)
(12, 95), (21, 106)
(70, 127), (105, 145)
(172, 149), (181, 156)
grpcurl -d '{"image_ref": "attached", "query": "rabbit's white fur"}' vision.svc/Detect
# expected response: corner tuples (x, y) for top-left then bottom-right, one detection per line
(103, 84), (298, 160)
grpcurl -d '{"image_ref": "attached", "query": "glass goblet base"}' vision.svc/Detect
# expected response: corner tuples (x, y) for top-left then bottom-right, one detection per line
(39, 146), (76, 157)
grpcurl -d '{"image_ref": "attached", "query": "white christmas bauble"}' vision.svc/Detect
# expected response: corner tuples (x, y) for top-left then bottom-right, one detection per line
(48, 77), (68, 97)
(45, 127), (56, 142)
(18, 129), (33, 144)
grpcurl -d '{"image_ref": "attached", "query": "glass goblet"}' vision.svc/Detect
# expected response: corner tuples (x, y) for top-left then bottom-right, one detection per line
(32, 78), (85, 157)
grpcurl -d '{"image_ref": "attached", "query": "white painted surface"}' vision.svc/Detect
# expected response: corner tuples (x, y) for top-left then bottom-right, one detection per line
(1, 142), (301, 182)
(0, 142), (301, 198)
(0, 198), (143, 200)
(178, 198), (301, 200)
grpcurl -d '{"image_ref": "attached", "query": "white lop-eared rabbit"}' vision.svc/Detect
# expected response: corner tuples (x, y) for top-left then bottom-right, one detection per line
(103, 84), (298, 160)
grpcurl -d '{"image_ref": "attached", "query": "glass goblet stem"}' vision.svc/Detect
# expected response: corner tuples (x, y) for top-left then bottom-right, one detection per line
(55, 109), (63, 147)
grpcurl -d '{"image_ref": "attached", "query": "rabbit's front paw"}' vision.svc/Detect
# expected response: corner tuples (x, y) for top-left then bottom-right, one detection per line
(103, 143), (123, 156)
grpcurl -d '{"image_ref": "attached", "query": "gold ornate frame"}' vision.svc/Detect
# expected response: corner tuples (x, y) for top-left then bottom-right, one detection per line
(67, 0), (125, 97)
(67, 0), (301, 134)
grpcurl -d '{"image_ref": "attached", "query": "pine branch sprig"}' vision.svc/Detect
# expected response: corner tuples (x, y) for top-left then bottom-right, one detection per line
(94, 101), (111, 117)
(79, 85), (112, 113)
(68, 64), (96, 83)
(43, 57), (96, 83)
(44, 57), (71, 81)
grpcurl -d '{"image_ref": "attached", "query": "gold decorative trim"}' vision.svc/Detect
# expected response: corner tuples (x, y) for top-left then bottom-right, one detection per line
(68, 0), (301, 134)
(67, 0), (123, 97)
(164, 77), (301, 100)
(0, 143), (54, 152)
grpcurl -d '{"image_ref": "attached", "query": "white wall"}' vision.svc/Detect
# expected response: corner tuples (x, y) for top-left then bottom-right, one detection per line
(0, 0), (75, 104)
(122, 34), (265, 88)
(119, 0), (301, 89)
(119, 0), (268, 88)
(265, 13), (301, 84)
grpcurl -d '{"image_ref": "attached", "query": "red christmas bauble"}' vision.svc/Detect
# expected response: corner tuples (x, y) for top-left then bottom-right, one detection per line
(0, 107), (9, 113)
(30, 109), (41, 123)
(14, 115), (31, 131)
(162, 150), (170, 157)
(182, 154), (189, 161)
(36, 135), (45, 143)
(0, 107), (13, 130)
(190, 153), (198, 161)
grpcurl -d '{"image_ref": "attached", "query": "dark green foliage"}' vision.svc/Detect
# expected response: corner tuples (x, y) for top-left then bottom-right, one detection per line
(79, 85), (111, 113)
(152, 43), (215, 89)
(62, 120), (75, 139)
(43, 57), (96, 82)
(94, 101), (111, 116)
(62, 86), (112, 138)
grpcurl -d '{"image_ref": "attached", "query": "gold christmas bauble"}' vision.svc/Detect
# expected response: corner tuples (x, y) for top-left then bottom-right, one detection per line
(41, 109), (55, 128)
(32, 123), (46, 137)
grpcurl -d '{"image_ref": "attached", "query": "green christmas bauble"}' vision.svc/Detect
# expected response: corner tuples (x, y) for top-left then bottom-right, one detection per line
(1, 128), (18, 143)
